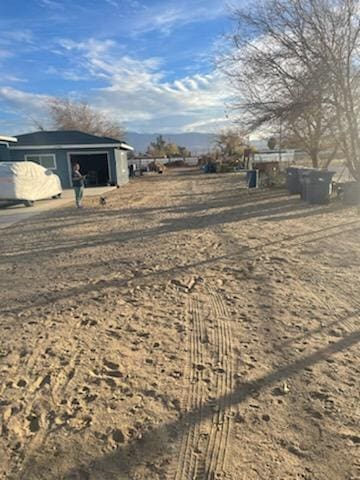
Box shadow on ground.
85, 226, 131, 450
0, 188, 353, 264
20, 329, 359, 479
1, 218, 360, 318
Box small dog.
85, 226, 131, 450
100, 196, 107, 206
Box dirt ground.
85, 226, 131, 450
0, 169, 359, 480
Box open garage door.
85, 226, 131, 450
70, 153, 110, 186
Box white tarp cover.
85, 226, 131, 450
0, 162, 62, 201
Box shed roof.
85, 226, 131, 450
0, 135, 17, 143
13, 130, 133, 150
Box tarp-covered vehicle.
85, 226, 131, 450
0, 162, 62, 207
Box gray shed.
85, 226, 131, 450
0, 135, 17, 160
6, 130, 133, 189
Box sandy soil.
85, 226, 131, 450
0, 169, 359, 480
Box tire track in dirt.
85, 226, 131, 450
174, 297, 205, 480
205, 289, 233, 479
172, 289, 233, 480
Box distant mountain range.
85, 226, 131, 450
125, 132, 267, 155
125, 132, 216, 155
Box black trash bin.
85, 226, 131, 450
298, 169, 311, 200
343, 181, 360, 205
306, 170, 335, 204
286, 167, 301, 194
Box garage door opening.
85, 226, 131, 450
70, 153, 110, 187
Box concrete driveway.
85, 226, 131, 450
0, 186, 115, 229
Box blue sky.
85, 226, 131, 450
0, 0, 236, 134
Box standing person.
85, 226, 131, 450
72, 163, 85, 208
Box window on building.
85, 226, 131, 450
26, 154, 57, 170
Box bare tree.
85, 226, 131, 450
47, 98, 125, 140
305, 0, 360, 177
222, 0, 359, 174
282, 90, 339, 168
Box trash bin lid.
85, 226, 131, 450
308, 170, 336, 180
299, 169, 312, 178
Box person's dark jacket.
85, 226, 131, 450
72, 170, 85, 187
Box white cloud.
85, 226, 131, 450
58, 38, 117, 55
130, 0, 226, 35
0, 30, 34, 46
183, 116, 230, 132
1, 75, 28, 83
104, 0, 119, 7
38, 0, 64, 9
53, 37, 231, 132
0, 87, 50, 112
0, 87, 50, 132
0, 36, 234, 134
0, 49, 13, 59
104, 0, 144, 9
0, 29, 39, 62
127, 0, 146, 8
